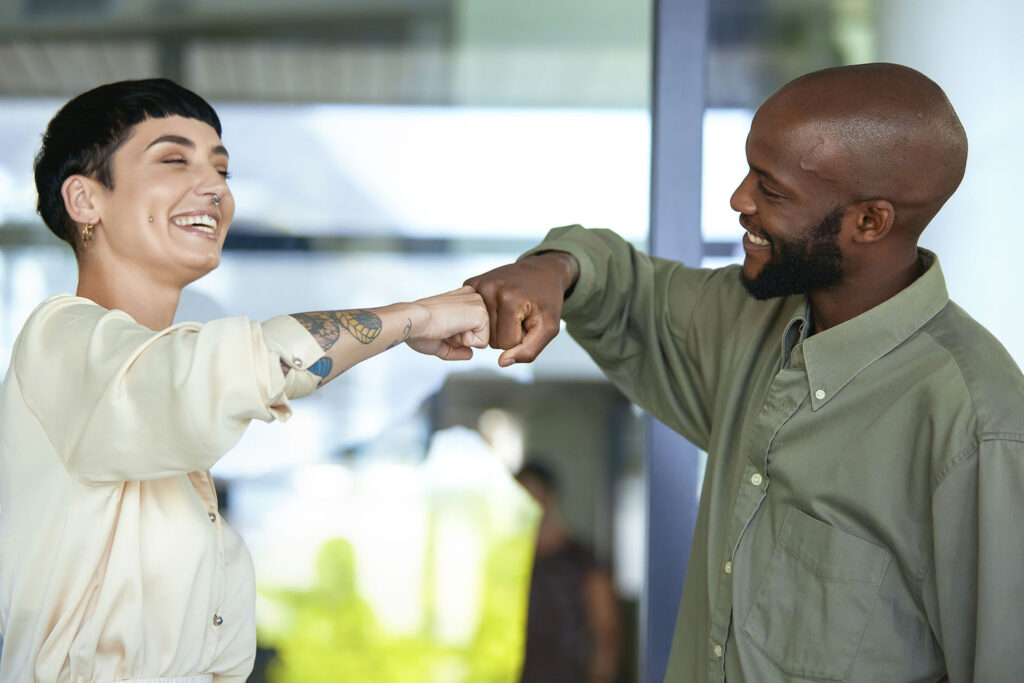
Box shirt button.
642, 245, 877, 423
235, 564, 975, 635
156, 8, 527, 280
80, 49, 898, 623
208, 512, 217, 523
292, 357, 304, 368
713, 644, 723, 658
750, 472, 763, 486
213, 614, 223, 626
815, 389, 826, 400
724, 561, 733, 574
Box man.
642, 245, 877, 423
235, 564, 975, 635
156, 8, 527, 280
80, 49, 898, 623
466, 63, 1024, 682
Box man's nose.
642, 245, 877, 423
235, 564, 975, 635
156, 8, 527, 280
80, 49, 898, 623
730, 173, 756, 215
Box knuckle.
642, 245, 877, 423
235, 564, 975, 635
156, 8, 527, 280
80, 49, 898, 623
496, 288, 522, 306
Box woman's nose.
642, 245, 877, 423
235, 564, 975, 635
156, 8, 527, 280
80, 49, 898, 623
196, 167, 229, 201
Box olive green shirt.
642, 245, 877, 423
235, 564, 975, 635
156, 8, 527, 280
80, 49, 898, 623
527, 225, 1024, 683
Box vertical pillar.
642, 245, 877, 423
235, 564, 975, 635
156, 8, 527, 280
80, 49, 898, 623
644, 0, 708, 681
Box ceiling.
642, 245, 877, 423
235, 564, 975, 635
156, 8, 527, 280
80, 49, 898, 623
0, 0, 456, 103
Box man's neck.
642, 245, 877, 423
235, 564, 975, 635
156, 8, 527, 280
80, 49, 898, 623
809, 247, 923, 334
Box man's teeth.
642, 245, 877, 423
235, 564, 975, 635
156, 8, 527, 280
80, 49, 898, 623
172, 215, 218, 234
746, 231, 769, 246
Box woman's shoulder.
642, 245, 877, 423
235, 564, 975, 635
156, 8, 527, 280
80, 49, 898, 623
12, 294, 129, 363
26, 293, 101, 319
20, 294, 133, 331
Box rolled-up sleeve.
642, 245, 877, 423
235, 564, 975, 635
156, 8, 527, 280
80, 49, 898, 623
13, 296, 324, 483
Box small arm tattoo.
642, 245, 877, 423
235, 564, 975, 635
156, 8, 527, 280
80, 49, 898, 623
290, 309, 382, 351
340, 310, 383, 344
309, 357, 333, 384
386, 318, 414, 350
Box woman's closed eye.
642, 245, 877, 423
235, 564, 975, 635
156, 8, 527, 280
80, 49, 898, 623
162, 156, 230, 179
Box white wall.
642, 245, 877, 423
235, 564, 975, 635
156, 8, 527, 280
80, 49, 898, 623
877, 0, 1024, 365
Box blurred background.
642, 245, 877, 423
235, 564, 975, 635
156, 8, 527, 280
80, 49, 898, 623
0, 1, 1020, 681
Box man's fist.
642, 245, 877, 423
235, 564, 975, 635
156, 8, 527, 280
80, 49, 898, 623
464, 251, 579, 367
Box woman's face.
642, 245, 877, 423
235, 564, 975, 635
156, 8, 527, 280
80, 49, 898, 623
96, 114, 234, 286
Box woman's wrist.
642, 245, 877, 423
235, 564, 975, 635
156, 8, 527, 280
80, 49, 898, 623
382, 302, 430, 345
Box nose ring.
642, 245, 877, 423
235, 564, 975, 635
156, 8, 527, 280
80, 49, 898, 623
212, 194, 222, 207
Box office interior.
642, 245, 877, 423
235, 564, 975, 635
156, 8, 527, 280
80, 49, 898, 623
0, 0, 1020, 681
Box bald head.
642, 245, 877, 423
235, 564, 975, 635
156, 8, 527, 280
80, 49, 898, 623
759, 63, 967, 235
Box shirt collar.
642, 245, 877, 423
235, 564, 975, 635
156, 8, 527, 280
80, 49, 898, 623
799, 249, 949, 410
781, 302, 811, 368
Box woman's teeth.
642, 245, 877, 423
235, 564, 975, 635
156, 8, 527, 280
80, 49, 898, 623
746, 231, 770, 246
172, 215, 218, 235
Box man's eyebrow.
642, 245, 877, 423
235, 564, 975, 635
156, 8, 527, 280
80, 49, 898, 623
750, 165, 785, 188
146, 135, 229, 158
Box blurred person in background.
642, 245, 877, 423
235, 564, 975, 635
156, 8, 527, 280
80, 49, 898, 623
0, 78, 489, 683
516, 459, 621, 683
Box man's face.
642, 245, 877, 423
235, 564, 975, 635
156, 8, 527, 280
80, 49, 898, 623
730, 100, 853, 299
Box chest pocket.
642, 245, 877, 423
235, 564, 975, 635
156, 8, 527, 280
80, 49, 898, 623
742, 507, 891, 681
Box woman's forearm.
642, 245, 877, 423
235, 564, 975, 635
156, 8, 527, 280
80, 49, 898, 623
287, 302, 426, 386
286, 286, 489, 389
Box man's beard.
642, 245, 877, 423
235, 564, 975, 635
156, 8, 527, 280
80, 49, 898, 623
740, 206, 845, 300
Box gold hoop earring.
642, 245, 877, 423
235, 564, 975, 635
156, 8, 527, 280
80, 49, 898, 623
82, 223, 95, 242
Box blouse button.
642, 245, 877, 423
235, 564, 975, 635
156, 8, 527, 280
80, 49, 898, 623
208, 512, 217, 523
213, 614, 223, 626
292, 357, 304, 368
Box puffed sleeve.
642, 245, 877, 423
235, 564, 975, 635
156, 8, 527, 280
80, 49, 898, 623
923, 436, 1024, 682
12, 295, 325, 483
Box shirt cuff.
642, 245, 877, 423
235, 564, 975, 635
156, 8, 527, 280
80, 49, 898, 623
261, 314, 325, 401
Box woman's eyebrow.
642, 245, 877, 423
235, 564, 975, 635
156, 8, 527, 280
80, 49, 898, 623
145, 134, 229, 158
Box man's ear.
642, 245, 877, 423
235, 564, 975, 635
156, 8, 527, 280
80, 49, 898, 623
850, 199, 895, 244
61, 174, 103, 226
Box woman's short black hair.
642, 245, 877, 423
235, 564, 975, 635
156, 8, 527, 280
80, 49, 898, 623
33, 78, 222, 251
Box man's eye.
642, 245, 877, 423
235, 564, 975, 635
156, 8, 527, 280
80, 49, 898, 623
219, 170, 232, 179
163, 158, 186, 165
758, 182, 782, 199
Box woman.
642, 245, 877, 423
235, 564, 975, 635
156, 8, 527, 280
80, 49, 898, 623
0, 79, 489, 682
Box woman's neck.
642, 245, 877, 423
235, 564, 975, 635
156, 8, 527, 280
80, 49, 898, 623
77, 262, 182, 331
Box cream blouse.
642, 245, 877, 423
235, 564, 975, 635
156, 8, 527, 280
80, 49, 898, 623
0, 295, 324, 682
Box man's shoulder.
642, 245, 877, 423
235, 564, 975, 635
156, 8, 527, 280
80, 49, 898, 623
922, 301, 1024, 437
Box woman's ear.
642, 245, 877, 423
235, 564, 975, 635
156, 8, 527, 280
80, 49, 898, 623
61, 175, 102, 226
